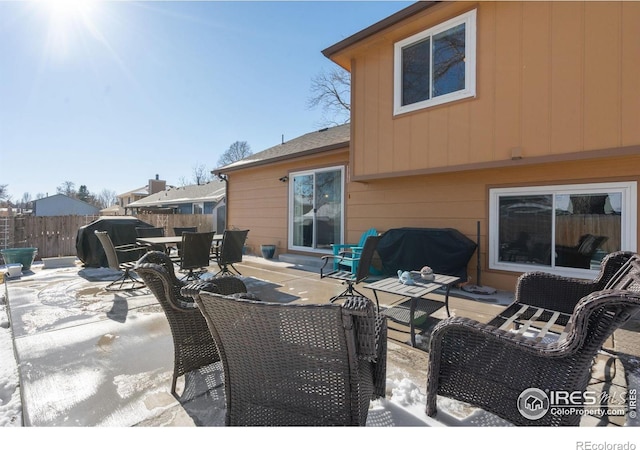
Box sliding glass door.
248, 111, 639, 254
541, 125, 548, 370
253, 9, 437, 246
489, 182, 637, 276
289, 166, 344, 251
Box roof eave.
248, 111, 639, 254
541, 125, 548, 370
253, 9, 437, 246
212, 141, 349, 176
321, 1, 440, 60
127, 195, 223, 208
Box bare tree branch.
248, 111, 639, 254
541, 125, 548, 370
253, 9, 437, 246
307, 67, 351, 126
192, 163, 212, 185
217, 141, 252, 168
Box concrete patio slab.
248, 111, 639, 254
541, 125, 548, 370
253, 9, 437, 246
3, 256, 638, 427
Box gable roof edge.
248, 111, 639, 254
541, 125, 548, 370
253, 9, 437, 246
321, 1, 440, 58
212, 142, 348, 176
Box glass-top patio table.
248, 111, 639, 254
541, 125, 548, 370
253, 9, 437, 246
136, 234, 224, 246
364, 272, 460, 347
137, 234, 224, 256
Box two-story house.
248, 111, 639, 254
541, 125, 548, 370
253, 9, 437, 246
116, 175, 167, 215
216, 1, 639, 291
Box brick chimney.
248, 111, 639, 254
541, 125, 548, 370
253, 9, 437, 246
149, 174, 166, 194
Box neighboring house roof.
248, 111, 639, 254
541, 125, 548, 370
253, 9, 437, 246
32, 194, 100, 216
100, 205, 125, 215
214, 124, 350, 174
117, 186, 149, 198
126, 179, 225, 208
322, 1, 438, 62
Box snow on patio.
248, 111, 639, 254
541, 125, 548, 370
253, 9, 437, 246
1, 262, 449, 428
1, 261, 637, 448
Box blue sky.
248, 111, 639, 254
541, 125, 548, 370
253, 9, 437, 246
0, 0, 411, 202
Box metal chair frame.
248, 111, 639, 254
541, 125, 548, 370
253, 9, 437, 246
321, 235, 382, 305
94, 230, 147, 291
178, 231, 214, 281
212, 229, 249, 277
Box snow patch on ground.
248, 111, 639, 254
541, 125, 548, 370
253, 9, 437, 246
0, 288, 22, 426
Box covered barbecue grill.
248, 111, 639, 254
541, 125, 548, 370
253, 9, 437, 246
76, 217, 154, 267
376, 228, 477, 281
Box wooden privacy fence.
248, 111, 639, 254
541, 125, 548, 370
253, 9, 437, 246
1, 214, 214, 259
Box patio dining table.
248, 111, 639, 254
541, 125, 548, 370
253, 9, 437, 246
364, 272, 460, 347
137, 234, 224, 255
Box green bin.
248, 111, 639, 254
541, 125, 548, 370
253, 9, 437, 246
0, 248, 38, 271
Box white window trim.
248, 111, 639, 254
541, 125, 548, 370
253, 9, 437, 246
288, 166, 345, 254
489, 182, 637, 279
393, 9, 477, 116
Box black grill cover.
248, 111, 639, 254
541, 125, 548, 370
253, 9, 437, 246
76, 217, 154, 267
377, 228, 477, 281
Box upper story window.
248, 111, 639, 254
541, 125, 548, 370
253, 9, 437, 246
394, 9, 476, 115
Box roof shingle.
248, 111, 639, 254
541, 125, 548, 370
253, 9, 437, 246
214, 123, 350, 174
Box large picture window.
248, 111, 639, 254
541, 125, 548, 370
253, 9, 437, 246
394, 9, 476, 115
489, 182, 637, 277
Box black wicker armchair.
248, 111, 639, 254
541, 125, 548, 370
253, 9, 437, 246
133, 251, 248, 398
426, 252, 640, 426
495, 251, 635, 318
187, 289, 387, 426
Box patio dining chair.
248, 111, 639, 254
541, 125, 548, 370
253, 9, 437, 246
94, 230, 147, 291
321, 235, 382, 305
133, 251, 248, 398
185, 288, 387, 426
172, 227, 198, 255
425, 251, 640, 426
178, 231, 214, 281
135, 226, 167, 253
212, 229, 249, 277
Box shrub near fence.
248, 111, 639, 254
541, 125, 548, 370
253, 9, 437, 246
2, 214, 214, 260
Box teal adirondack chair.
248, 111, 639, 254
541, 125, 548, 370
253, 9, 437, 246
331, 228, 379, 275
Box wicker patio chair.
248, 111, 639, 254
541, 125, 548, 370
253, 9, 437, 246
491, 251, 635, 320
94, 230, 147, 291
186, 289, 387, 426
555, 234, 609, 269
133, 251, 248, 398
426, 252, 640, 426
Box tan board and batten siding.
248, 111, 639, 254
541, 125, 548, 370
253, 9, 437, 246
225, 149, 349, 259
331, 1, 640, 177
322, 1, 640, 291
226, 1, 640, 292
